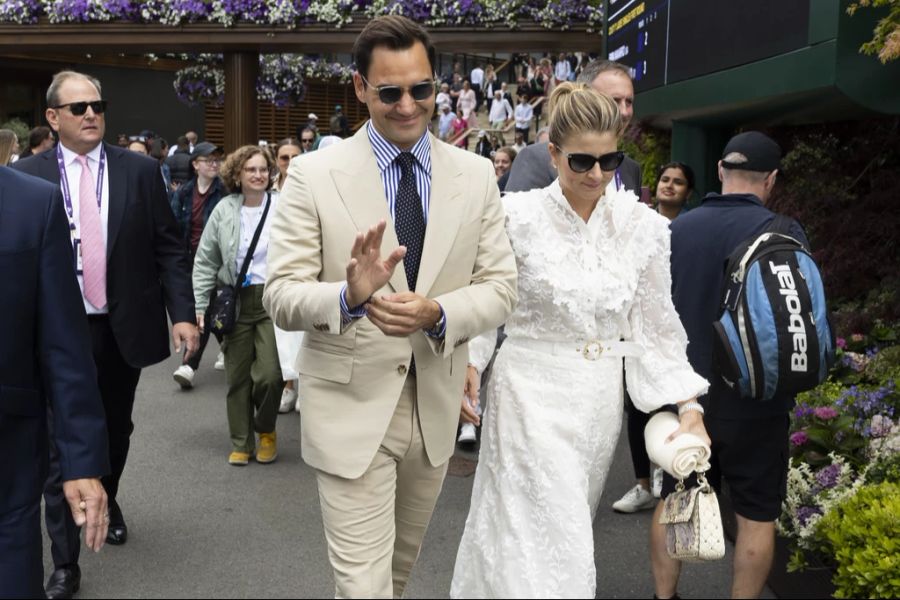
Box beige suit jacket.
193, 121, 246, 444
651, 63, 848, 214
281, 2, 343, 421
263, 126, 517, 479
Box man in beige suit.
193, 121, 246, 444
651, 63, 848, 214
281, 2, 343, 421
263, 16, 517, 599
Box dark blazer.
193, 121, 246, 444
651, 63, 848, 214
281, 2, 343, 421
0, 167, 109, 516
505, 141, 642, 194
12, 143, 195, 368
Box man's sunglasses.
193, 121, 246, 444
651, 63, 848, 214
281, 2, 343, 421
563, 150, 625, 173
360, 75, 435, 105
51, 100, 108, 116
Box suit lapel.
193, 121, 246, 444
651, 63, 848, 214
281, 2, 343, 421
330, 130, 408, 294
104, 143, 128, 260
415, 137, 463, 297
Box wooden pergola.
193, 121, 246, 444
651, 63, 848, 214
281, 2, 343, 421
0, 20, 601, 149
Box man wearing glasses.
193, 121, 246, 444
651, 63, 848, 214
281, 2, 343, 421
13, 70, 198, 599
299, 127, 317, 153
264, 15, 517, 599
170, 141, 227, 389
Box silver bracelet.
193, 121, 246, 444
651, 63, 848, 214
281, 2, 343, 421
678, 401, 705, 417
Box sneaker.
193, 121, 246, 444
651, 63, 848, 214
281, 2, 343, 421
214, 351, 225, 371
457, 423, 477, 447
256, 432, 278, 464
651, 467, 664, 498
228, 451, 250, 466
173, 364, 194, 389
279, 387, 298, 414
612, 484, 657, 513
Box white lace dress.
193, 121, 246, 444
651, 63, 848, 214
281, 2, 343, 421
450, 180, 708, 599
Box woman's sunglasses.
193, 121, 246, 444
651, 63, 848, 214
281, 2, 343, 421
563, 150, 625, 173
51, 100, 108, 116
360, 75, 435, 105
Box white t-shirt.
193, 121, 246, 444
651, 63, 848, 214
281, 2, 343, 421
236, 195, 276, 285
470, 67, 484, 86
515, 103, 534, 128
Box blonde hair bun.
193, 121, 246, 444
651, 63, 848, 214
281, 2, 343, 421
547, 82, 623, 147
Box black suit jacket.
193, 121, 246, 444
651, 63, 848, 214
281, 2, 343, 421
13, 143, 195, 368
504, 141, 642, 195
0, 167, 109, 515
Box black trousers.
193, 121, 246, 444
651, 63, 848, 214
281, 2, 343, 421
625, 393, 652, 480
44, 315, 141, 568
184, 289, 217, 370
0, 502, 43, 598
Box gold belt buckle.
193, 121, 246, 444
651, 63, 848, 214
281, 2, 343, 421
582, 340, 603, 361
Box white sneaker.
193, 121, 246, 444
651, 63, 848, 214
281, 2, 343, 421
612, 484, 657, 513
651, 467, 664, 498
279, 387, 298, 414
214, 351, 225, 371
173, 364, 194, 389
457, 423, 477, 446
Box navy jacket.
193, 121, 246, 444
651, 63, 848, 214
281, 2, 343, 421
670, 193, 809, 419
0, 167, 109, 515
169, 176, 227, 253
13, 144, 195, 369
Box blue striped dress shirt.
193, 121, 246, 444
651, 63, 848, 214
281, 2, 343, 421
339, 122, 445, 337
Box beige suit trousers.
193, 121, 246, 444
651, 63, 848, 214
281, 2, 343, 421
315, 376, 448, 599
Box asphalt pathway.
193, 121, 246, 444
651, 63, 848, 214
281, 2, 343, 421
43, 341, 774, 598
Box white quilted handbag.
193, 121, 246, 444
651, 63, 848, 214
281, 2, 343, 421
658, 468, 726, 562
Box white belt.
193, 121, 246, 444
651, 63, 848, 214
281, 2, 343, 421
506, 337, 644, 361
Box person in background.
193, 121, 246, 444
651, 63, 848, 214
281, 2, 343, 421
272, 137, 304, 414
437, 102, 455, 141
470, 63, 485, 112
170, 142, 227, 389
150, 138, 173, 192
554, 52, 572, 84
192, 145, 283, 466
514, 93, 534, 145
436, 82, 451, 113
458, 79, 477, 121
452, 107, 468, 149
493, 146, 517, 191
127, 137, 149, 155
166, 135, 193, 187
488, 89, 513, 140
18, 126, 55, 159
483, 64, 498, 112
299, 127, 317, 153
0, 129, 18, 165
611, 161, 695, 515
116, 133, 129, 147
474, 130, 494, 159
512, 130, 527, 154
330, 104, 351, 138
535, 126, 550, 144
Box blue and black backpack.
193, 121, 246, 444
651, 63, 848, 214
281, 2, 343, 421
712, 216, 835, 402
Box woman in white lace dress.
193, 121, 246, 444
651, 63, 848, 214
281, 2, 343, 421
450, 83, 710, 599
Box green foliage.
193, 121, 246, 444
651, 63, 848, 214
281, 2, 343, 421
796, 380, 846, 408
621, 123, 671, 192
848, 0, 900, 63
866, 451, 900, 484
867, 344, 900, 382
817, 481, 900, 598
0, 118, 29, 142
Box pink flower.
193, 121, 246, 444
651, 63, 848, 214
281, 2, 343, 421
790, 431, 809, 446
851, 333, 864, 342
814, 406, 839, 420
836, 337, 847, 349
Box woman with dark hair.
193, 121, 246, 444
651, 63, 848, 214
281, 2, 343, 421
192, 145, 283, 466
273, 137, 302, 192
126, 137, 150, 155
612, 160, 696, 515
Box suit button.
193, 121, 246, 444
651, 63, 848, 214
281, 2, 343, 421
397, 365, 407, 375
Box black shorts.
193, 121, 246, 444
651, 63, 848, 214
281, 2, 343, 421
660, 414, 790, 522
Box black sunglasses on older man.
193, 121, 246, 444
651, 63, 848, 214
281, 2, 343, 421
51, 100, 108, 116
360, 75, 435, 105
563, 150, 625, 173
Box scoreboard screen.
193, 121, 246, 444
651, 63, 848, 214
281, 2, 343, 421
605, 0, 810, 93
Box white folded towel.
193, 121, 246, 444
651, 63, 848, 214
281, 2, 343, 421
644, 411, 711, 479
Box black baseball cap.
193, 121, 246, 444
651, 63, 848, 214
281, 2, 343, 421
721, 131, 781, 172
190, 141, 223, 161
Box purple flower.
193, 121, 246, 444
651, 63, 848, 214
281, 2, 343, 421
814, 406, 839, 420
796, 506, 822, 527
790, 431, 809, 446
836, 337, 847, 349
815, 463, 842, 489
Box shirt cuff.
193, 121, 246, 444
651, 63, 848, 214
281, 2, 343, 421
423, 304, 447, 340
339, 284, 368, 325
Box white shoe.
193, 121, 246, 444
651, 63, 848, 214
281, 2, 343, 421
279, 387, 298, 414
214, 351, 225, 371
651, 467, 663, 498
457, 423, 477, 446
173, 364, 194, 389
612, 484, 657, 513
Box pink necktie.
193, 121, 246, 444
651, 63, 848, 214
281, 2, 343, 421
76, 155, 107, 308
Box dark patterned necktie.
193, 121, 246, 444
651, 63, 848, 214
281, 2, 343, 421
394, 152, 425, 292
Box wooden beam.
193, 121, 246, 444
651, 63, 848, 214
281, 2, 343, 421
0, 21, 602, 53
224, 52, 258, 152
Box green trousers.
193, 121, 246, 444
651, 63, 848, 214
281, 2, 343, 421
222, 285, 282, 453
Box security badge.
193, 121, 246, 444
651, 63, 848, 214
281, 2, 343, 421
69, 221, 83, 275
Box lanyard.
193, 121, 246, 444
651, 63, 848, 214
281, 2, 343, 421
615, 169, 622, 191
57, 144, 106, 226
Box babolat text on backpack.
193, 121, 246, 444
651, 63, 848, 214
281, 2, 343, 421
712, 216, 835, 402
